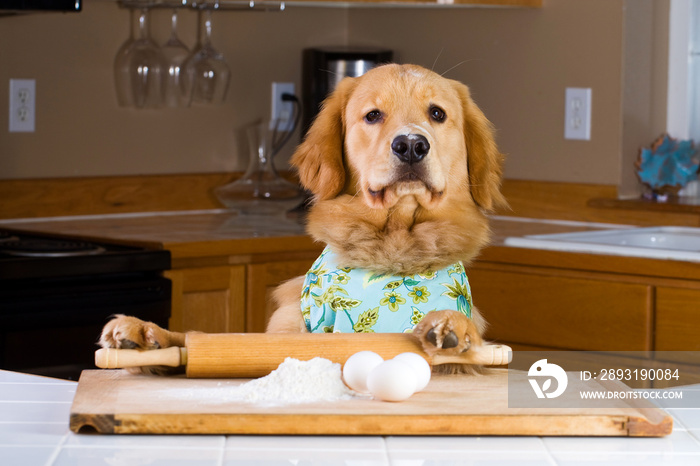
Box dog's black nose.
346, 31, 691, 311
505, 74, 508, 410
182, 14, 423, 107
391, 134, 430, 165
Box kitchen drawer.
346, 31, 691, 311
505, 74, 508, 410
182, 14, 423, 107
469, 268, 652, 351
246, 259, 316, 333
166, 265, 246, 334
655, 287, 700, 364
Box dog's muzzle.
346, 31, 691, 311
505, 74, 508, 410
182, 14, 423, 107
392, 134, 430, 165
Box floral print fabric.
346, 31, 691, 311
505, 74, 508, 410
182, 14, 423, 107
301, 247, 473, 333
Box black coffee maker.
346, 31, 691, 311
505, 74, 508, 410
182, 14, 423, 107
302, 47, 393, 134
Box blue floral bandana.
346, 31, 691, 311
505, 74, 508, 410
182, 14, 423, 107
301, 247, 473, 333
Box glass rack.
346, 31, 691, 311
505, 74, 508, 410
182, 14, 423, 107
118, 0, 286, 12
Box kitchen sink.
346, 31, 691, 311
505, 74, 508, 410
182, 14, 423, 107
504, 226, 700, 262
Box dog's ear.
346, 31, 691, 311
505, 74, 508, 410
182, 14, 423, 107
454, 81, 508, 212
291, 77, 358, 201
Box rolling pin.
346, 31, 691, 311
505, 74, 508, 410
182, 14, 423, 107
95, 333, 512, 378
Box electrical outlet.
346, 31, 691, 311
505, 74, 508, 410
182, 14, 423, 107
270, 82, 295, 130
564, 87, 591, 140
9, 79, 35, 133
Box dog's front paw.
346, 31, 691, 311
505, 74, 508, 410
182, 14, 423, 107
414, 310, 482, 358
99, 314, 174, 350
99, 315, 185, 376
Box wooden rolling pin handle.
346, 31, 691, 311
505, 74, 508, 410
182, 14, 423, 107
95, 347, 186, 369
487, 345, 512, 365
431, 344, 512, 366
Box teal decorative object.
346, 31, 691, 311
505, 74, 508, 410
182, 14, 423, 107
636, 134, 699, 196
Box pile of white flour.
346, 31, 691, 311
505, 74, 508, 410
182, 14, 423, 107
162, 357, 360, 406
235, 357, 357, 404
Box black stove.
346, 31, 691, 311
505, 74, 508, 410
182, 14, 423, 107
0, 230, 171, 380
0, 231, 170, 280
0, 236, 106, 257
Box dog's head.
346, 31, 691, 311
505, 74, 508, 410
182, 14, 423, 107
292, 63, 506, 213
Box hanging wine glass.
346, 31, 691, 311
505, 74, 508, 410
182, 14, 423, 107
113, 8, 137, 107
184, 8, 230, 106
130, 8, 166, 108
128, 8, 166, 109
161, 9, 190, 108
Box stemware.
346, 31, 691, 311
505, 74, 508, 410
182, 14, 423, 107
184, 8, 230, 106
113, 8, 137, 107
128, 8, 166, 109
161, 9, 190, 108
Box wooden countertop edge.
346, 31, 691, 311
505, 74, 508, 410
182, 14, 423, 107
0, 219, 323, 261
477, 245, 700, 282
164, 235, 323, 259
588, 197, 700, 215
4, 225, 318, 261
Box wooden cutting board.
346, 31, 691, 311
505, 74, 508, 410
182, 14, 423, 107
69, 369, 672, 436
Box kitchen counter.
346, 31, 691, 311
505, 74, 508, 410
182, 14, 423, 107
0, 210, 623, 261
0, 210, 317, 267
3, 369, 700, 466
0, 211, 616, 250
4, 211, 699, 281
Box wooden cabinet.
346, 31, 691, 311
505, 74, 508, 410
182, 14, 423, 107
167, 248, 323, 334
166, 265, 246, 334
469, 267, 652, 352
167, 245, 700, 358
655, 287, 700, 367
148, 252, 700, 389
469, 248, 700, 386
472, 244, 700, 353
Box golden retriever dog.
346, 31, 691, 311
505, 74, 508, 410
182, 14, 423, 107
100, 63, 506, 374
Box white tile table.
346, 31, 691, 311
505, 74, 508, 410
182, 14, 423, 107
2, 370, 699, 466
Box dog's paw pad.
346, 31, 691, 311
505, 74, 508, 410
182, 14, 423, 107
415, 310, 478, 356
117, 339, 139, 350
426, 328, 460, 349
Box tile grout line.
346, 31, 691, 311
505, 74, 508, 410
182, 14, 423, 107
682, 427, 700, 447
217, 448, 389, 452
43, 431, 69, 466
0, 401, 73, 404
669, 409, 695, 431
216, 436, 226, 466
689, 430, 700, 444
0, 421, 66, 425
0, 382, 77, 385
379, 436, 392, 466
60, 444, 231, 451
539, 436, 562, 466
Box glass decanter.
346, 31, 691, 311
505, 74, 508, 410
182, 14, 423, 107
215, 121, 304, 215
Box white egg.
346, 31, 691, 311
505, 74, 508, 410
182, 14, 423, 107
367, 359, 417, 402
342, 351, 384, 393
392, 352, 432, 392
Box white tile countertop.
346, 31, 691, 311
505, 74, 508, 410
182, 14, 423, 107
2, 369, 700, 466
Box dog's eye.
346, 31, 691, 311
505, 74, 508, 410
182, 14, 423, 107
364, 110, 383, 124
429, 106, 446, 123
